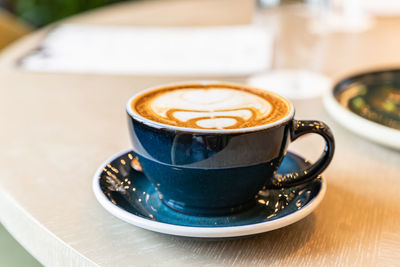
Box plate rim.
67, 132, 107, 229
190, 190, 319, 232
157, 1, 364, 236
323, 86, 400, 150
92, 150, 326, 238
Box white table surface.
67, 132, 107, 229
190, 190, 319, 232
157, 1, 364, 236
0, 1, 400, 266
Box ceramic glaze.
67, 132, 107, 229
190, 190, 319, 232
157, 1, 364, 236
127, 116, 334, 215
94, 151, 324, 235
127, 82, 334, 216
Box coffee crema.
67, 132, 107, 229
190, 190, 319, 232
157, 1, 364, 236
131, 83, 291, 130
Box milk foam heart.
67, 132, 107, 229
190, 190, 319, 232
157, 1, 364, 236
132, 84, 291, 130
150, 88, 271, 129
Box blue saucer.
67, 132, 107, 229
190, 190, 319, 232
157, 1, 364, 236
93, 150, 326, 238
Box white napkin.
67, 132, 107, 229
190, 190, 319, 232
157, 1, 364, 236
21, 25, 273, 76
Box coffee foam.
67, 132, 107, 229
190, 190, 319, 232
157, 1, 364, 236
132, 84, 291, 130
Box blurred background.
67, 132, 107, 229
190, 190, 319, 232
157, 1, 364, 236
0, 0, 306, 48
0, 0, 304, 27
0, 0, 133, 27
0, 0, 140, 51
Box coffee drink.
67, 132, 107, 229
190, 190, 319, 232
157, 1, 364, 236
126, 81, 334, 216
131, 83, 291, 130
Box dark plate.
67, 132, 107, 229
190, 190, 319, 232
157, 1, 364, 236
333, 69, 400, 130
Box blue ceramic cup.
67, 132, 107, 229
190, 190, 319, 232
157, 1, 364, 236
126, 81, 334, 216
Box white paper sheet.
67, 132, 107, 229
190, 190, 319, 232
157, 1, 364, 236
20, 25, 273, 76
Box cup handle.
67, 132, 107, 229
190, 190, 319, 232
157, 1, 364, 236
270, 120, 335, 188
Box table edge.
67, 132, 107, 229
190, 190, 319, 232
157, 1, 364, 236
0, 188, 98, 266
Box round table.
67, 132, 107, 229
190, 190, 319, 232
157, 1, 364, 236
1, 1, 400, 266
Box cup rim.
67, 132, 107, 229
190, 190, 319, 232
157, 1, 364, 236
126, 81, 295, 134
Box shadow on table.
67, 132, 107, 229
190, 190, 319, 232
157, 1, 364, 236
158, 214, 316, 265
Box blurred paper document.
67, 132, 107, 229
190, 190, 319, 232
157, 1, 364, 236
21, 25, 273, 76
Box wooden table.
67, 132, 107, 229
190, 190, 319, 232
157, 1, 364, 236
0, 1, 399, 266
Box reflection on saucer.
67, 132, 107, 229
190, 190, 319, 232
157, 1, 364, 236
93, 150, 326, 238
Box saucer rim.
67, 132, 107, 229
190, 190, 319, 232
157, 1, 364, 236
93, 150, 326, 238
323, 89, 400, 150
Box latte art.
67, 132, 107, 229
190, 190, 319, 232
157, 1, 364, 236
132, 83, 291, 130
150, 88, 271, 129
